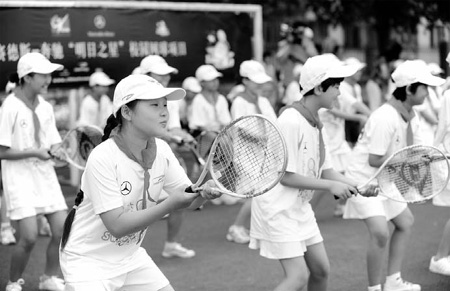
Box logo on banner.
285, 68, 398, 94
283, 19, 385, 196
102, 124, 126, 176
50, 14, 71, 36
155, 20, 170, 37
94, 15, 106, 29
205, 29, 235, 70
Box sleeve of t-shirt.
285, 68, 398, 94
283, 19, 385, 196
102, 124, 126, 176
161, 142, 192, 194
82, 146, 123, 215
0, 101, 15, 148
365, 114, 395, 156
230, 97, 249, 120
278, 110, 300, 173
217, 95, 232, 126
338, 92, 357, 113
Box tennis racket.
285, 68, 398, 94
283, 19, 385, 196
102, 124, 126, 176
50, 125, 103, 170
357, 145, 450, 203
186, 114, 288, 199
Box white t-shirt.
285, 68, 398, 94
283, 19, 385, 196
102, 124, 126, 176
282, 81, 302, 106
78, 94, 113, 129
60, 138, 191, 282
230, 95, 277, 121
340, 81, 363, 106
167, 100, 181, 130
188, 93, 231, 131
413, 88, 440, 145
345, 103, 424, 184
0, 94, 65, 210
251, 108, 332, 243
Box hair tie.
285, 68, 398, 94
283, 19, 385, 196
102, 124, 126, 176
72, 205, 79, 210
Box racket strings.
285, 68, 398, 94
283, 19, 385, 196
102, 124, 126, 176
377, 147, 449, 203
211, 116, 286, 197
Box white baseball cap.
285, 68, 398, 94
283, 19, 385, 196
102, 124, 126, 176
391, 60, 445, 88
182, 77, 202, 93
113, 74, 185, 116
17, 52, 63, 78
139, 55, 178, 75
89, 71, 115, 87
195, 65, 223, 82
343, 57, 366, 71
299, 54, 358, 95
239, 60, 272, 84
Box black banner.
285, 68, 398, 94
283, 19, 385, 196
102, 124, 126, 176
0, 7, 253, 88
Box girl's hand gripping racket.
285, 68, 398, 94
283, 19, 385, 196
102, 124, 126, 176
50, 125, 103, 171
186, 114, 288, 199
358, 145, 450, 203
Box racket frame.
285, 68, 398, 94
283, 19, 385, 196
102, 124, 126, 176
358, 144, 450, 203
188, 114, 288, 199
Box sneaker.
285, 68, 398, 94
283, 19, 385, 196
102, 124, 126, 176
38, 216, 52, 237
162, 242, 195, 258
5, 279, 24, 291
429, 256, 450, 276
1, 226, 16, 245
333, 203, 344, 217
384, 277, 421, 291
38, 275, 64, 291
226, 225, 250, 244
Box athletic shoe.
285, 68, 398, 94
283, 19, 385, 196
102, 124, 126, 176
429, 256, 450, 276
1, 225, 16, 245
38, 275, 64, 291
5, 278, 24, 291
226, 225, 250, 244
384, 277, 421, 291
162, 242, 195, 258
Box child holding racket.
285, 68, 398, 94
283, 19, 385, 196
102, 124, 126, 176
0, 52, 68, 291
226, 60, 277, 244
343, 60, 445, 291
59, 74, 221, 291
250, 54, 362, 291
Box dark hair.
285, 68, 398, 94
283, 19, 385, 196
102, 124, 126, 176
61, 190, 84, 249
302, 77, 344, 97
102, 100, 139, 141
392, 82, 425, 102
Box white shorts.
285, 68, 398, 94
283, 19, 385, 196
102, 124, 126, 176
343, 195, 407, 221
9, 203, 68, 221
64, 255, 170, 291
249, 233, 323, 260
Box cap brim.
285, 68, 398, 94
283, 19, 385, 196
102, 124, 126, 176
153, 66, 179, 75
418, 75, 445, 87
249, 73, 272, 84
34, 63, 64, 75
201, 72, 223, 82
147, 87, 186, 101
327, 64, 359, 79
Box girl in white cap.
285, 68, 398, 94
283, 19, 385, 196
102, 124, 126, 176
0, 52, 67, 291
60, 74, 220, 291
343, 60, 445, 291
250, 54, 363, 291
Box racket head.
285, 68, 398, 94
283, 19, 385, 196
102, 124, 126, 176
205, 114, 288, 198
443, 132, 450, 153
195, 130, 218, 160
375, 145, 450, 203
55, 125, 103, 170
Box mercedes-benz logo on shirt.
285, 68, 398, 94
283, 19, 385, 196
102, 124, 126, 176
121, 181, 132, 195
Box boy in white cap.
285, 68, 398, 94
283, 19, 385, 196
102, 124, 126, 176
226, 60, 277, 243
0, 52, 68, 291
77, 70, 115, 129
138, 55, 196, 259
188, 64, 231, 132
429, 53, 450, 276
250, 54, 363, 291
59, 74, 221, 291
343, 60, 445, 291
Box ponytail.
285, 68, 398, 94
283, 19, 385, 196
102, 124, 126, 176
61, 190, 84, 249
102, 114, 120, 141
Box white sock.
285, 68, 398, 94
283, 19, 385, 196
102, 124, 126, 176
368, 284, 382, 291
386, 272, 401, 283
